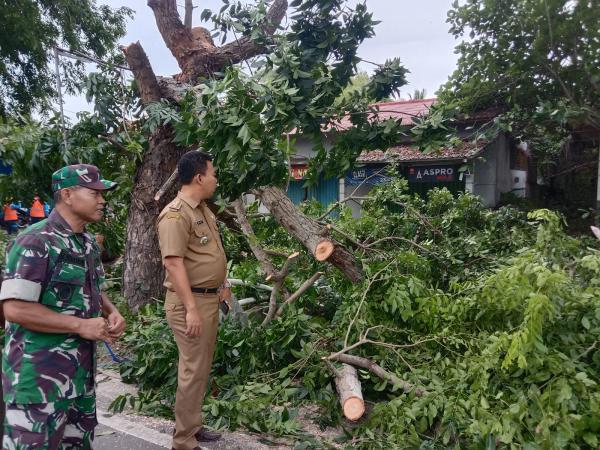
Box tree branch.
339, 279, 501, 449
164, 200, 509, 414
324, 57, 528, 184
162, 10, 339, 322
262, 278, 284, 326
184, 0, 193, 30
326, 353, 426, 396
329, 327, 438, 361
233, 198, 278, 278
213, 0, 287, 63
275, 271, 323, 318
147, 0, 198, 69
122, 42, 162, 104
317, 196, 373, 221
148, 0, 288, 82
97, 134, 128, 152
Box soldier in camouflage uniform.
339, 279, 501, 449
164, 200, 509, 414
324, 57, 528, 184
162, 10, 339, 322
0, 164, 126, 449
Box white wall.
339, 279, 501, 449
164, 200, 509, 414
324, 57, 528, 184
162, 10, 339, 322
471, 134, 511, 207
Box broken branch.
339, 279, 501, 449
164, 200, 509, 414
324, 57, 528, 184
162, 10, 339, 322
275, 271, 323, 318
122, 42, 162, 104
332, 363, 365, 421
154, 168, 179, 202
327, 353, 426, 397
233, 198, 278, 278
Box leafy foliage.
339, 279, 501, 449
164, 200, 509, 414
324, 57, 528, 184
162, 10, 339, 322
0, 0, 132, 116
437, 0, 600, 158
137, 0, 410, 201
0, 66, 144, 255
111, 179, 600, 448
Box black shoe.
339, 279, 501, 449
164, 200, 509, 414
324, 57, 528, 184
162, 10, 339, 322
195, 427, 222, 442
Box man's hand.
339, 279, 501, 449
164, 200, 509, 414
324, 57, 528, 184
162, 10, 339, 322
185, 308, 202, 337
78, 317, 112, 343
106, 311, 126, 338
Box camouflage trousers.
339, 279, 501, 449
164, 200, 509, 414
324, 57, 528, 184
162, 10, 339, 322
2, 392, 97, 450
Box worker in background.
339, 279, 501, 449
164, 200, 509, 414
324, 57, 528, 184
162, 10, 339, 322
2, 203, 18, 235
29, 196, 46, 224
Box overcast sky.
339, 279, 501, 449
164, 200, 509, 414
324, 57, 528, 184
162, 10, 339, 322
62, 0, 459, 118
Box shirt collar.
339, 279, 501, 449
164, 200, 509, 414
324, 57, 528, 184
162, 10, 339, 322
47, 209, 75, 236
48, 209, 92, 241
177, 191, 201, 209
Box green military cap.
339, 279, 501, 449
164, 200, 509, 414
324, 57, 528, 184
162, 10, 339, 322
52, 164, 117, 192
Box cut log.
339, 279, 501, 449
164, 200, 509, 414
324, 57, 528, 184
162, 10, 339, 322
315, 239, 335, 261
255, 185, 364, 282
329, 353, 427, 397
333, 363, 365, 421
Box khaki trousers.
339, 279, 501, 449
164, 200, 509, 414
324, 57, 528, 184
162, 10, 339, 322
165, 290, 220, 450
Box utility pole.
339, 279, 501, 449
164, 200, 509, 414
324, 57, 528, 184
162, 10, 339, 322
53, 47, 68, 149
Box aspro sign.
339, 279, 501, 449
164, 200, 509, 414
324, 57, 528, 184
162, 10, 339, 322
407, 166, 457, 183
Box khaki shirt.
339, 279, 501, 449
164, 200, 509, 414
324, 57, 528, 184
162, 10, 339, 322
157, 192, 227, 291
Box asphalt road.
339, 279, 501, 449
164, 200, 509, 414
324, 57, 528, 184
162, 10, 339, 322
95, 424, 169, 450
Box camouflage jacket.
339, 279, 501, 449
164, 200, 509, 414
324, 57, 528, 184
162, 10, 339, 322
0, 209, 105, 404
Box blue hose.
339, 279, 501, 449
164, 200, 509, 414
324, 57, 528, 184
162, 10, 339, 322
103, 341, 125, 363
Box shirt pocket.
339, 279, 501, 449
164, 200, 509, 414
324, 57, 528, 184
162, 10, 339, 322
192, 223, 213, 248
44, 255, 87, 314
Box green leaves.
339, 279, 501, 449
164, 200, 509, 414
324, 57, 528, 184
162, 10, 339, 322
0, 0, 132, 116
111, 184, 600, 447
365, 58, 409, 101
440, 0, 600, 161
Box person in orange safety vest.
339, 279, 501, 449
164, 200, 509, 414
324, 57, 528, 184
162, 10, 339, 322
29, 196, 46, 224
2, 203, 18, 234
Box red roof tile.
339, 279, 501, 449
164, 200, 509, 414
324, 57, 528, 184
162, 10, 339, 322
289, 99, 501, 134
331, 98, 436, 130
357, 140, 487, 163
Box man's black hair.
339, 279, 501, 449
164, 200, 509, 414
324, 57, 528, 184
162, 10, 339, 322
178, 150, 213, 185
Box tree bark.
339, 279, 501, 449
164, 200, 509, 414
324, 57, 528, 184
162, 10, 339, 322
122, 126, 186, 310
333, 363, 365, 421
122, 43, 161, 103
255, 185, 364, 282
122, 42, 187, 310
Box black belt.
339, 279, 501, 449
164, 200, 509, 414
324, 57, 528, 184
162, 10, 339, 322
191, 287, 219, 294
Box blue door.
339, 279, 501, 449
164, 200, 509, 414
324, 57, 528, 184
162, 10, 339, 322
286, 174, 339, 207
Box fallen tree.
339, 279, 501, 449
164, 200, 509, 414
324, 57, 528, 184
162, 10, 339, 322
112, 184, 600, 448
119, 0, 410, 309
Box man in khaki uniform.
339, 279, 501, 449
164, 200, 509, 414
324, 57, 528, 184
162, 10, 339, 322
156, 151, 230, 450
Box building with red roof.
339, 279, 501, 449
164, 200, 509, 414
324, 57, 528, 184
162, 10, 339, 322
286, 98, 528, 215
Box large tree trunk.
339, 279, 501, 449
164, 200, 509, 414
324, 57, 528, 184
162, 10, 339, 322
122, 43, 187, 310
255, 186, 364, 282
122, 127, 185, 310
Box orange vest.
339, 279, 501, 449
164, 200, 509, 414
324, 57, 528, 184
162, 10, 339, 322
30, 198, 45, 218
3, 204, 17, 221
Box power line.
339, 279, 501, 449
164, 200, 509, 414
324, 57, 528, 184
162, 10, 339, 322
55, 47, 131, 72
